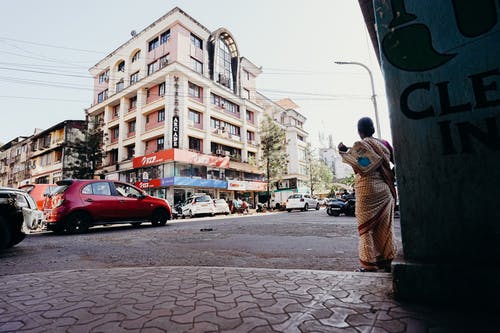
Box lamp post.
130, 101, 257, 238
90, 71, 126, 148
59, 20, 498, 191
334, 61, 381, 138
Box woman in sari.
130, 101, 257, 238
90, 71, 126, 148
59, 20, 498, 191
338, 117, 397, 272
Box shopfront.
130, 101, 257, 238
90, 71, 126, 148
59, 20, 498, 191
129, 148, 264, 205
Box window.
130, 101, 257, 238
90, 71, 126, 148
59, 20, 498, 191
245, 70, 250, 80
246, 110, 254, 122
160, 30, 170, 44
158, 109, 165, 122
188, 82, 202, 99
216, 37, 232, 89
131, 50, 140, 63
188, 109, 201, 124
157, 137, 164, 151
110, 150, 119, 165
130, 71, 139, 85
117, 61, 125, 72
190, 33, 202, 49
159, 82, 165, 96
191, 57, 203, 74
115, 80, 124, 92
210, 93, 239, 114
148, 37, 159, 51
159, 54, 169, 69
146, 114, 150, 124
98, 70, 109, 83
97, 89, 108, 103
126, 145, 135, 160
129, 96, 137, 110
247, 131, 255, 141
189, 137, 202, 152
148, 61, 158, 75
111, 127, 119, 140
82, 182, 111, 196
297, 134, 304, 142
113, 105, 120, 118
128, 120, 136, 134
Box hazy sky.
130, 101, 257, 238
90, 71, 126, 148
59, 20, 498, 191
0, 0, 389, 149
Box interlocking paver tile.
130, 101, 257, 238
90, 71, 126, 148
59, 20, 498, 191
0, 267, 494, 332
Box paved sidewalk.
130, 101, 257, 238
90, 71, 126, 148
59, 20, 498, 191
0, 266, 491, 332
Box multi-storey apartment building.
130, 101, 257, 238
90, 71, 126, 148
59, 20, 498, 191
0, 120, 87, 187
0, 136, 30, 188
86, 7, 266, 206
29, 120, 86, 184
257, 95, 311, 200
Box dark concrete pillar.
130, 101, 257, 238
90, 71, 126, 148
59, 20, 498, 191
373, 0, 500, 304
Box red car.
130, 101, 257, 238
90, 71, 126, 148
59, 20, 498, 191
44, 179, 172, 234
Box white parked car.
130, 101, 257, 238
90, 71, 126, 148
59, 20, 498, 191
286, 193, 320, 212
213, 199, 230, 215
181, 194, 215, 218
0, 187, 44, 231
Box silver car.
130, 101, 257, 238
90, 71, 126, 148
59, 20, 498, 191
285, 193, 320, 212
213, 199, 230, 215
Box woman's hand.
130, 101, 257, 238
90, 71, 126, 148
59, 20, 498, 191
338, 142, 348, 152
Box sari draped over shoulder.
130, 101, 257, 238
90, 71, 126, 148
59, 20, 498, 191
341, 137, 397, 269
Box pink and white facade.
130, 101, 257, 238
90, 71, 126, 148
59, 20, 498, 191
86, 7, 267, 205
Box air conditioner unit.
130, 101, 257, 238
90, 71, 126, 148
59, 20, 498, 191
224, 151, 231, 156
215, 149, 223, 155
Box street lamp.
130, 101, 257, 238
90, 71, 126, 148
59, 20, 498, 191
334, 61, 381, 138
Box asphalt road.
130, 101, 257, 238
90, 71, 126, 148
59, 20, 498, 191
0, 208, 402, 276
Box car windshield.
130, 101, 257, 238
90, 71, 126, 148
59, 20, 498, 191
194, 196, 211, 203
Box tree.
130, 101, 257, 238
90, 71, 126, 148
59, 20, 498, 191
259, 115, 289, 207
64, 118, 105, 179
305, 143, 333, 196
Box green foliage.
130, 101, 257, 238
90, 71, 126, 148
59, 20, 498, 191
65, 119, 104, 179
341, 173, 355, 187
305, 143, 333, 195
259, 115, 289, 199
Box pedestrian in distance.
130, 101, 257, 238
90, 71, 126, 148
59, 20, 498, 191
338, 117, 397, 272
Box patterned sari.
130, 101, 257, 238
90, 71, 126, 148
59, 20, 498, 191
341, 137, 397, 270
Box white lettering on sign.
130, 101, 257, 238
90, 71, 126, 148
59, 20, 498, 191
141, 156, 157, 166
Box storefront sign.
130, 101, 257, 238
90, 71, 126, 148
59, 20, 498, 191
174, 149, 230, 168
246, 181, 267, 191
227, 180, 246, 191
135, 179, 161, 189
172, 115, 179, 148
133, 149, 174, 168
173, 176, 227, 188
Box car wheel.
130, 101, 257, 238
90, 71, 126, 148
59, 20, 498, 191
65, 212, 91, 234
151, 209, 169, 226
316, 203, 320, 210
47, 223, 65, 234
189, 210, 194, 218
303, 203, 309, 211
287, 209, 292, 212
0, 217, 12, 251
130, 222, 142, 228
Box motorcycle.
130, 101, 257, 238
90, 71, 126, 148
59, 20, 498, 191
172, 203, 183, 219
326, 198, 356, 217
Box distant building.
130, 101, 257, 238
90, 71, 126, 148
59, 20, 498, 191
0, 136, 30, 188
29, 120, 86, 184
318, 135, 353, 180
0, 120, 86, 187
